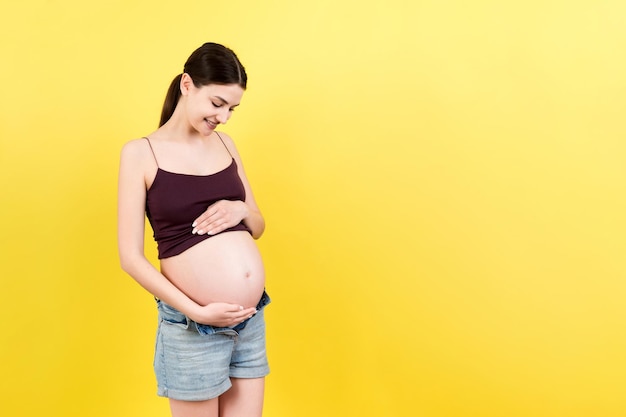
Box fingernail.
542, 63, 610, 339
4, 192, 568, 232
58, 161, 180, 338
192, 228, 197, 234
239, 306, 244, 311
192, 221, 197, 227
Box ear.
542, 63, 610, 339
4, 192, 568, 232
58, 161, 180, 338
180, 73, 194, 96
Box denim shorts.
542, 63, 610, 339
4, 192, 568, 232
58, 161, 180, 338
154, 291, 270, 401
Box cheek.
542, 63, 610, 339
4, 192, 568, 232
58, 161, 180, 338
187, 100, 208, 119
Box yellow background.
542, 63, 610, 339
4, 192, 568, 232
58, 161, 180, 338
1, 1, 625, 416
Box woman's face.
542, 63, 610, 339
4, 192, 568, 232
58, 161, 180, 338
182, 76, 245, 135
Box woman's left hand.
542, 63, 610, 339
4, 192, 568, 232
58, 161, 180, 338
192, 200, 249, 235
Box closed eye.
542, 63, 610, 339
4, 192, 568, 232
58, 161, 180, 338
212, 101, 236, 112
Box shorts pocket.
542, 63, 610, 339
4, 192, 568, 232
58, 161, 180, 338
157, 300, 190, 329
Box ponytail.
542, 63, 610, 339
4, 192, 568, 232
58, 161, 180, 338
159, 74, 183, 127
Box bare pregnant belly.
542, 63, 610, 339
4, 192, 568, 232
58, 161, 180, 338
160, 231, 265, 308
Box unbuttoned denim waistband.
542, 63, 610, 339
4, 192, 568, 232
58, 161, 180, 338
156, 290, 271, 336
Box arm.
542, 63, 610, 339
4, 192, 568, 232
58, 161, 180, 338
192, 132, 265, 239
117, 139, 256, 325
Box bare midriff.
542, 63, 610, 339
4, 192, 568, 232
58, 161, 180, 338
160, 231, 265, 309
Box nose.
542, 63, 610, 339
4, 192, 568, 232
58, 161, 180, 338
216, 108, 230, 124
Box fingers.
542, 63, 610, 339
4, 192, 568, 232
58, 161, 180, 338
191, 208, 216, 234
229, 306, 257, 325
191, 203, 232, 235
195, 302, 258, 327
221, 305, 258, 327
192, 219, 229, 235
221, 303, 257, 316
226, 304, 256, 316
239, 307, 258, 317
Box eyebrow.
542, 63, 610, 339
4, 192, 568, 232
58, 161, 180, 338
214, 96, 240, 107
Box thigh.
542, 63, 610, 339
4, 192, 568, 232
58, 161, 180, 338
219, 377, 265, 417
170, 397, 219, 417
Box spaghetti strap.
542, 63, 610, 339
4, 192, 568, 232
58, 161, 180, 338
143, 137, 159, 167
215, 132, 234, 158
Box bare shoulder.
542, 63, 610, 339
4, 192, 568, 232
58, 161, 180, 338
121, 137, 157, 166
215, 131, 242, 156
119, 137, 158, 177
121, 137, 151, 158
215, 130, 236, 146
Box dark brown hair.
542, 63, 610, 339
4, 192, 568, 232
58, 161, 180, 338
159, 43, 247, 127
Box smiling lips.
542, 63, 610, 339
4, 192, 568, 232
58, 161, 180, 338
205, 119, 219, 129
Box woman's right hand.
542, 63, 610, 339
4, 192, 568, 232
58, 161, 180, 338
190, 302, 257, 327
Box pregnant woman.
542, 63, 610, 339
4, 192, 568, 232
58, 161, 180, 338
117, 42, 269, 417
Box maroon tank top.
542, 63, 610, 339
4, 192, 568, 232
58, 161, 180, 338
144, 135, 251, 259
